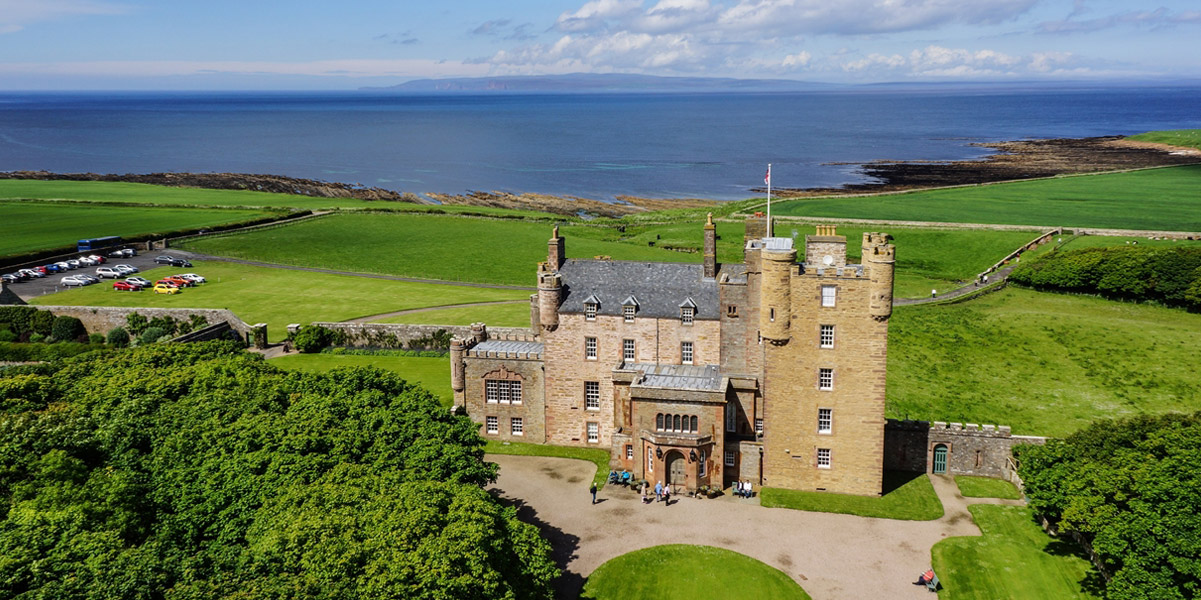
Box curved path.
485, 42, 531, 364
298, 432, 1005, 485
487, 454, 1023, 600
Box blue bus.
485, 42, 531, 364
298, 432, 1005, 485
77, 236, 122, 252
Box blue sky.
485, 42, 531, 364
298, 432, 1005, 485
0, 0, 1198, 89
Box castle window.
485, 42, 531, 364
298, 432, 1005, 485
820, 324, 835, 348
623, 305, 636, 322
726, 304, 738, 317
699, 450, 706, 477
755, 418, 764, 435
511, 417, 523, 436
626, 445, 633, 460
726, 400, 736, 432
587, 422, 599, 443
647, 447, 654, 473
724, 450, 736, 467
819, 368, 834, 390
680, 306, 695, 325
623, 338, 636, 361
585, 337, 597, 360
585, 302, 597, 321
673, 414, 682, 431
769, 308, 775, 322
821, 285, 837, 307
817, 448, 832, 469
585, 381, 600, 410
485, 416, 498, 434
486, 380, 498, 403
486, 379, 522, 405
818, 408, 832, 433
656, 413, 664, 431
681, 341, 694, 365
690, 415, 698, 433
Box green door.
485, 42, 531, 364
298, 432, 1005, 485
933, 444, 948, 474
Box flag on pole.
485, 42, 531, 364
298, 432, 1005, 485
764, 165, 771, 186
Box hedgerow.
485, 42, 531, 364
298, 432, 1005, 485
1010, 245, 1201, 311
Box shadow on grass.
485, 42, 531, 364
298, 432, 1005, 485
489, 491, 585, 600
1030, 513, 1108, 598
882, 470, 924, 496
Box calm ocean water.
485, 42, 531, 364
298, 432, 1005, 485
1, 87, 1198, 201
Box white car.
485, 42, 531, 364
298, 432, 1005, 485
61, 275, 87, 287
114, 264, 138, 275
78, 257, 97, 266
18, 269, 44, 278
66, 259, 81, 269
125, 277, 151, 287
96, 267, 122, 278
56, 261, 72, 270
177, 273, 206, 284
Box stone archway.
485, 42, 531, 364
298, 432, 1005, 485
665, 450, 687, 489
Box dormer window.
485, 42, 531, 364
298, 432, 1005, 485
681, 306, 694, 325
583, 294, 600, 321
621, 295, 639, 323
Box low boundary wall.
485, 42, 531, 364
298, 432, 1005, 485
34, 305, 256, 339
312, 321, 536, 350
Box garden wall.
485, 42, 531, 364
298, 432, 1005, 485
311, 321, 536, 351
884, 419, 1046, 479
34, 305, 255, 338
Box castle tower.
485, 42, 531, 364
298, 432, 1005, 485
538, 270, 562, 332
758, 240, 795, 343
703, 212, 717, 279
862, 233, 896, 320
548, 225, 565, 271
805, 225, 847, 269
450, 338, 466, 407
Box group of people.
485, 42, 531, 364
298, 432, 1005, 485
639, 481, 671, 505
733, 480, 755, 498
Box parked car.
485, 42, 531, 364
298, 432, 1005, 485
55, 261, 72, 271
153, 256, 192, 267
108, 248, 136, 258
60, 275, 87, 287
113, 264, 138, 274
153, 283, 179, 294
78, 256, 97, 267
96, 267, 123, 279
125, 277, 151, 288
66, 259, 81, 269
76, 274, 100, 285
88, 254, 106, 264
43, 263, 62, 273
157, 276, 192, 288
176, 273, 206, 284
4, 272, 27, 282
113, 280, 142, 291
1, 274, 18, 285
18, 269, 44, 279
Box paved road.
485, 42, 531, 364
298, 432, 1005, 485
487, 454, 1024, 600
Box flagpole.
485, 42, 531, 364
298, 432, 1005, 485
766, 163, 772, 237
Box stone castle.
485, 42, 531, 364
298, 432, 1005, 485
451, 215, 896, 495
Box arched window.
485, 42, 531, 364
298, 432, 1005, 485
699, 450, 706, 477
673, 415, 681, 431
690, 416, 698, 432
656, 414, 664, 431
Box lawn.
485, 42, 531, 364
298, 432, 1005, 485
770, 165, 1201, 231
581, 545, 811, 600
268, 353, 452, 405
28, 260, 531, 342
485, 440, 612, 488
954, 476, 1021, 500
0, 201, 271, 256
887, 287, 1201, 437
760, 471, 943, 520
1127, 128, 1201, 151
371, 301, 531, 327
931, 505, 1100, 600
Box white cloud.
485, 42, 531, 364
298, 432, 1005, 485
555, 0, 643, 32
781, 51, 811, 68
1039, 8, 1201, 34
716, 0, 1038, 36
488, 31, 707, 72
0, 0, 128, 33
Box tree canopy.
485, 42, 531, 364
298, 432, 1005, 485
1016, 412, 1201, 600
0, 341, 556, 599
1010, 245, 1201, 311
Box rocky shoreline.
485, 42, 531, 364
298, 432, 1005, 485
4, 135, 1198, 214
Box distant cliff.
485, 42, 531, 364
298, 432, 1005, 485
363, 73, 830, 94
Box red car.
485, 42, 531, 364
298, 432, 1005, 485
113, 280, 142, 291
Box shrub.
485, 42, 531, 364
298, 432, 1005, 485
88, 333, 105, 345
50, 316, 86, 343
126, 312, 148, 336
28, 333, 44, 344
292, 325, 334, 353
1011, 246, 1201, 311
0, 329, 15, 343
140, 326, 166, 346
107, 327, 130, 348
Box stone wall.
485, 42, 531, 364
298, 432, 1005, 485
35, 305, 254, 338
313, 322, 535, 350
884, 419, 1047, 478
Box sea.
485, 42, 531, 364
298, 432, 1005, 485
1, 85, 1198, 201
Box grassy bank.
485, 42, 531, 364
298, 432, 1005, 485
1127, 129, 1201, 151
268, 353, 452, 405
932, 505, 1100, 599
771, 165, 1201, 231
29, 260, 530, 342
485, 440, 611, 488
760, 471, 942, 520
887, 287, 1201, 437
581, 545, 811, 600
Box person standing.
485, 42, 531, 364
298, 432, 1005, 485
663, 484, 670, 506
654, 480, 663, 502
590, 482, 597, 505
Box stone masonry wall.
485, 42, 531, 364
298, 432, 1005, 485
313, 322, 535, 350
465, 356, 547, 444
884, 419, 1047, 478
35, 305, 254, 338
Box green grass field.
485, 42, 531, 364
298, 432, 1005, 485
1127, 129, 1201, 151
932, 505, 1100, 600
29, 260, 530, 342
484, 440, 612, 488
371, 301, 531, 327
954, 476, 1021, 500
888, 287, 1201, 437
771, 165, 1201, 231
581, 545, 811, 600
760, 471, 943, 520
267, 353, 452, 405
0, 201, 271, 256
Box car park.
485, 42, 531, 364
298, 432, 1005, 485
113, 280, 142, 291
61, 275, 87, 287
114, 264, 138, 274
153, 283, 179, 294
96, 267, 122, 278
176, 273, 206, 284
125, 276, 151, 287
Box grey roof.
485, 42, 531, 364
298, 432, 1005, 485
471, 340, 544, 355
764, 237, 795, 251
557, 259, 718, 320
624, 363, 724, 391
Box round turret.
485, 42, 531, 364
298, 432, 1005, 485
759, 247, 796, 341
863, 233, 896, 319
538, 272, 562, 331
450, 339, 466, 393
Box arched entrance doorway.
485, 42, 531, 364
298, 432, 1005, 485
665, 450, 687, 489
932, 444, 948, 474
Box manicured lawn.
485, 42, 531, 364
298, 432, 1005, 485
771, 165, 1201, 231
887, 287, 1201, 437
954, 476, 1021, 500
268, 353, 452, 405
581, 545, 811, 600
760, 471, 943, 520
932, 505, 1100, 599
485, 440, 611, 488
0, 180, 380, 210
0, 201, 270, 256
28, 260, 530, 342
1127, 129, 1201, 151
372, 301, 531, 327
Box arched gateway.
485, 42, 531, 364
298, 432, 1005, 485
665, 450, 687, 488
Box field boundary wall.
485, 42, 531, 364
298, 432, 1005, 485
312, 321, 535, 350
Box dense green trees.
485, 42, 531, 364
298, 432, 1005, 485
0, 341, 556, 599
1017, 412, 1201, 600
1010, 246, 1201, 311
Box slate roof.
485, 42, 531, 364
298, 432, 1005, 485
470, 340, 544, 357
557, 259, 719, 320
624, 363, 724, 391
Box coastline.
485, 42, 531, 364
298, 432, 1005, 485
3, 135, 1198, 217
